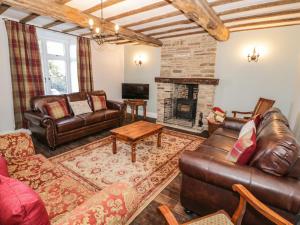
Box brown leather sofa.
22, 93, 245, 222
180, 108, 300, 225
24, 91, 125, 149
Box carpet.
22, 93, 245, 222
50, 128, 204, 224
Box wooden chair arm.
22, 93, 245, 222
232, 184, 293, 225
158, 205, 179, 225
232, 111, 253, 118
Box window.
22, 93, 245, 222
39, 34, 78, 95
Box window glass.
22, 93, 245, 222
48, 60, 67, 94
70, 44, 77, 60
46, 41, 65, 56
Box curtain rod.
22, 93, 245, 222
2, 18, 88, 39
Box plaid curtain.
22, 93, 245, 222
77, 37, 93, 92
5, 20, 44, 129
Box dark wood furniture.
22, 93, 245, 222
159, 184, 293, 225
110, 121, 163, 163
232, 97, 275, 118
207, 119, 224, 136
124, 99, 147, 121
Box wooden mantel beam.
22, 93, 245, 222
2, 0, 162, 47
169, 0, 230, 41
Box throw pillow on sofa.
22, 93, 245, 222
227, 128, 257, 165
44, 99, 70, 120
0, 156, 9, 177
239, 119, 256, 138
0, 175, 50, 225
69, 100, 92, 116
91, 95, 107, 111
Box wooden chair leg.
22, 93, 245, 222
158, 205, 179, 225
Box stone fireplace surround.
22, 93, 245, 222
155, 77, 219, 132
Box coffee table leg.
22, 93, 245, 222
157, 131, 162, 148
131, 105, 135, 121
131, 142, 136, 163
112, 135, 117, 154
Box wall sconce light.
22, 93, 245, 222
134, 55, 143, 66
248, 48, 260, 62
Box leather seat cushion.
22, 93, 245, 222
79, 111, 106, 125
56, 116, 84, 133
203, 134, 236, 152
105, 110, 120, 120
214, 127, 239, 140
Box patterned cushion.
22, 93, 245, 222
45, 99, 70, 119
91, 95, 107, 111
0, 132, 35, 162
227, 128, 257, 165
53, 183, 136, 225
0, 156, 9, 177
69, 100, 92, 116
239, 119, 256, 138
186, 211, 233, 225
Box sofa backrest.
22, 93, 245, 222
30, 95, 67, 114
250, 108, 300, 177
67, 92, 88, 102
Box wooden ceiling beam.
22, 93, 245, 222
136, 20, 193, 33
218, 0, 300, 16
62, 25, 83, 33
169, 0, 229, 41
0, 3, 10, 14
148, 25, 200, 36
123, 11, 182, 28
55, 0, 71, 4
2, 0, 162, 47
228, 17, 300, 29
106, 1, 169, 21
19, 13, 39, 23
158, 30, 206, 39
43, 20, 64, 29
230, 22, 300, 32
209, 0, 243, 8
83, 0, 124, 14
224, 8, 300, 23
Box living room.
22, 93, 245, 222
0, 0, 300, 225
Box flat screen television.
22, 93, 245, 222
122, 83, 149, 100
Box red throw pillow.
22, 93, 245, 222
44, 99, 70, 120
0, 156, 9, 177
0, 175, 50, 225
252, 114, 261, 127
227, 128, 257, 165
91, 95, 107, 111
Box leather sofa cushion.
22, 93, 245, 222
250, 121, 299, 176
79, 111, 106, 125
105, 110, 120, 120
203, 134, 236, 152
56, 116, 85, 133
67, 92, 88, 102
214, 127, 239, 140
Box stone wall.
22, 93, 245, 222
156, 34, 218, 132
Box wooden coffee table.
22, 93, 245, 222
110, 121, 164, 163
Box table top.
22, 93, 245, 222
111, 121, 163, 141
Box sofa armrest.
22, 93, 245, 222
106, 100, 125, 112
223, 117, 247, 131
0, 132, 35, 161
179, 151, 300, 214
53, 183, 137, 225
24, 111, 55, 128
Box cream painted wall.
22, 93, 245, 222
124, 45, 161, 118
0, 20, 15, 131
214, 25, 300, 126
91, 42, 124, 101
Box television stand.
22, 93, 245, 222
124, 99, 147, 121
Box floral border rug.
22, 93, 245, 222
50, 128, 204, 224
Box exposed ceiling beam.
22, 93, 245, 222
83, 0, 125, 14
209, 0, 243, 8
228, 17, 300, 29
106, 1, 169, 21
218, 0, 300, 16
123, 11, 182, 28
43, 20, 64, 29
136, 20, 193, 33
230, 22, 300, 32
81, 31, 92, 37
2, 0, 162, 47
169, 0, 229, 41
19, 13, 39, 23
223, 8, 300, 23
158, 30, 206, 39
0, 3, 10, 14
148, 26, 200, 36
55, 0, 71, 4
62, 25, 83, 33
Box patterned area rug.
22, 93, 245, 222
50, 128, 204, 224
